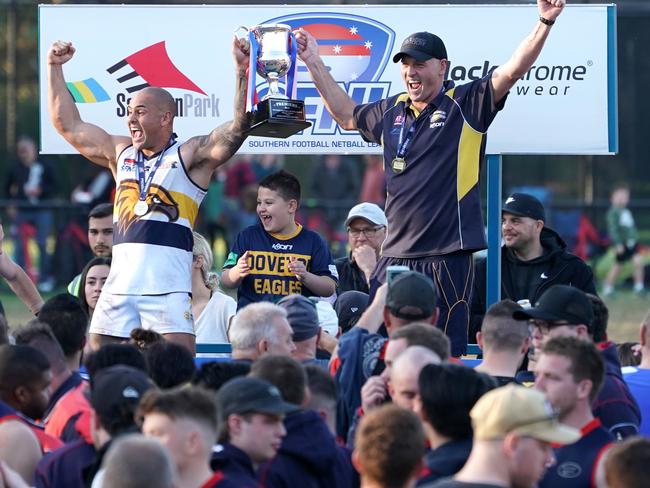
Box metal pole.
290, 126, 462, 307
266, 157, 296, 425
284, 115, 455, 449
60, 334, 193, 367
486, 154, 502, 307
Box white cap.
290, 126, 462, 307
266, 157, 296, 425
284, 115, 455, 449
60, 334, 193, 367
314, 300, 339, 337
344, 202, 387, 227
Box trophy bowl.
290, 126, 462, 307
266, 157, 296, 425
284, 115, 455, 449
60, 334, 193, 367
238, 23, 311, 138
252, 24, 292, 100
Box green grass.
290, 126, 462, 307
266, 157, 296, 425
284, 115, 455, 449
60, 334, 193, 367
1, 288, 62, 328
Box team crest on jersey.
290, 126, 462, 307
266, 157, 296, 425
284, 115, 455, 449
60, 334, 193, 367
115, 179, 179, 233
430, 110, 447, 128
121, 158, 137, 172
393, 115, 404, 126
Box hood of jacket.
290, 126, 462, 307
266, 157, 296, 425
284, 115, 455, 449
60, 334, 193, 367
504, 227, 566, 265
278, 409, 339, 473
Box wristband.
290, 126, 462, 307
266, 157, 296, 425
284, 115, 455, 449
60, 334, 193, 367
539, 16, 555, 26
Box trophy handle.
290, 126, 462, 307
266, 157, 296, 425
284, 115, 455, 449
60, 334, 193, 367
234, 25, 249, 37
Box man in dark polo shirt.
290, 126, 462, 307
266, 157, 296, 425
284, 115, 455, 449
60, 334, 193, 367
296, 0, 566, 356
335, 203, 387, 294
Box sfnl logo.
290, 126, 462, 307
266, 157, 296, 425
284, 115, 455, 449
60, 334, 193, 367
67, 41, 218, 118
263, 13, 395, 135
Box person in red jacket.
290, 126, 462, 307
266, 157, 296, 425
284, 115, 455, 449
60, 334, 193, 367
0, 345, 62, 454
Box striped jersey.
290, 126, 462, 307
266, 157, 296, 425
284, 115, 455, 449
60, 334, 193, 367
105, 140, 206, 294
353, 75, 505, 258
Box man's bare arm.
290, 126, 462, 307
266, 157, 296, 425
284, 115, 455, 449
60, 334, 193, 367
295, 28, 358, 130
47, 41, 129, 171
0, 226, 43, 315
184, 37, 252, 188
491, 0, 566, 103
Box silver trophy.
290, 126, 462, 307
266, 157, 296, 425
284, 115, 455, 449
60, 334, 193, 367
237, 24, 311, 138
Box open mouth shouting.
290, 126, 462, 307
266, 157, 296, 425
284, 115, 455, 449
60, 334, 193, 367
407, 79, 423, 97
130, 127, 144, 144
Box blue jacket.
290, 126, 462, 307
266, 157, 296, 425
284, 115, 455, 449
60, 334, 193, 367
211, 442, 260, 488
259, 410, 359, 488
593, 342, 641, 439
539, 418, 613, 488
334, 328, 387, 438
417, 437, 473, 486
33, 439, 96, 488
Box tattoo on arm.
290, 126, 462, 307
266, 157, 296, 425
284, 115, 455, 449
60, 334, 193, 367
232, 70, 250, 132
199, 121, 244, 158
192, 69, 252, 168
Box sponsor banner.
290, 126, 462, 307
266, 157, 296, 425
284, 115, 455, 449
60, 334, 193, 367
39, 4, 616, 155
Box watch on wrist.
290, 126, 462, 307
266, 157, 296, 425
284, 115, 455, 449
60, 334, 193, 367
539, 16, 555, 26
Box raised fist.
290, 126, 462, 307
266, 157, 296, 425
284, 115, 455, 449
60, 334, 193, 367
48, 40, 75, 65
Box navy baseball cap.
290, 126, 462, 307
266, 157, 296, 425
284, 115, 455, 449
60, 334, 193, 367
217, 377, 300, 419
386, 271, 437, 320
335, 291, 369, 333
277, 295, 319, 342
513, 285, 593, 329
393, 32, 448, 63
502, 193, 546, 222
90, 365, 154, 427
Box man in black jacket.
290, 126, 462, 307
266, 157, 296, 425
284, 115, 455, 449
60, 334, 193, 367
470, 193, 596, 339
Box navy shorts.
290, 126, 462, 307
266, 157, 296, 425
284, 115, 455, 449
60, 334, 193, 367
369, 252, 474, 357
615, 243, 640, 263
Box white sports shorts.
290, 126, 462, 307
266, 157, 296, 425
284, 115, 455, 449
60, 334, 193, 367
89, 291, 195, 337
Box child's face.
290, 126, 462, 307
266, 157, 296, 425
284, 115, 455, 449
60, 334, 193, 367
612, 188, 629, 207
257, 186, 296, 233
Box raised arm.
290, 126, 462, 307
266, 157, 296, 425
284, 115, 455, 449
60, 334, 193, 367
491, 0, 566, 104
0, 225, 43, 315
294, 28, 358, 130
183, 36, 252, 189
47, 41, 129, 172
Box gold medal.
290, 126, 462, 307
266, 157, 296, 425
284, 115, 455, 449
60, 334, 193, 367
134, 200, 149, 217
391, 157, 407, 173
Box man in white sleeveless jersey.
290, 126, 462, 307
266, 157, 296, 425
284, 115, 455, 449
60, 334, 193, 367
47, 39, 251, 354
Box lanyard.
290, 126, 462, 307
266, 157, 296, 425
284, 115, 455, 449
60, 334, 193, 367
397, 85, 446, 158
396, 114, 418, 159
136, 135, 176, 202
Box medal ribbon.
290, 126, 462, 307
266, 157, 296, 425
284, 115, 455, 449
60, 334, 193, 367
396, 85, 446, 159
247, 30, 260, 112
396, 114, 418, 160
136, 135, 176, 202
285, 32, 298, 99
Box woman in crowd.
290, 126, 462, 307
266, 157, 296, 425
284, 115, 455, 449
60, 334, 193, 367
77, 257, 111, 319
191, 232, 236, 346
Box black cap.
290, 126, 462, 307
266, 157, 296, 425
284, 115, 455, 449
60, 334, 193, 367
513, 285, 593, 328
90, 365, 154, 423
386, 271, 437, 320
277, 295, 319, 342
393, 32, 448, 63
335, 291, 369, 333
217, 377, 300, 419
502, 193, 546, 222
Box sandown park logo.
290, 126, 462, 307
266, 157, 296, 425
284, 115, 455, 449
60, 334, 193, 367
106, 41, 206, 95
66, 78, 110, 103
66, 41, 206, 103
262, 13, 395, 135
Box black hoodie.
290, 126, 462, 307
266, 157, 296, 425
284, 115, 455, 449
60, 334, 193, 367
258, 409, 359, 488
470, 227, 597, 337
